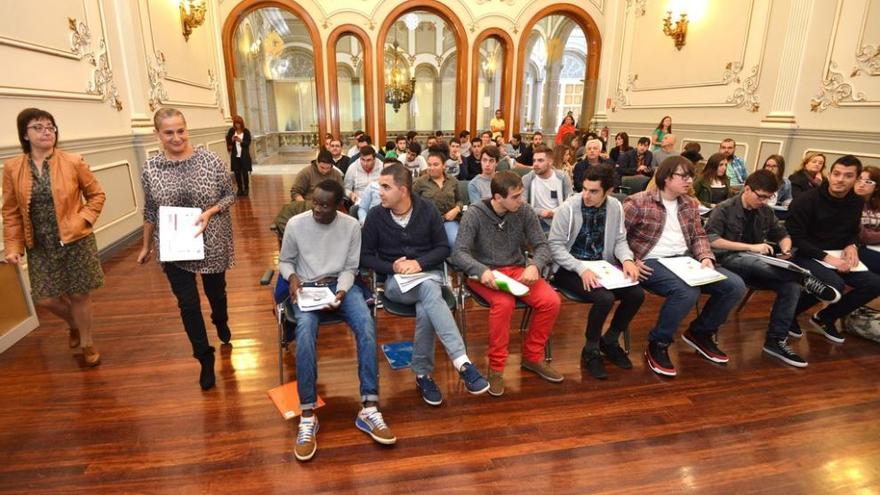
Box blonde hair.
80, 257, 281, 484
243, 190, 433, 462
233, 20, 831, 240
799, 151, 826, 173
153, 107, 187, 130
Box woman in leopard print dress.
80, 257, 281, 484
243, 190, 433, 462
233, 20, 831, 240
136, 108, 235, 390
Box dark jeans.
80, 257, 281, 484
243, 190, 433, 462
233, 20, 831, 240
553, 268, 645, 346
859, 246, 880, 273
640, 258, 746, 344
721, 253, 803, 340
233, 164, 249, 192
163, 263, 228, 358
793, 255, 880, 322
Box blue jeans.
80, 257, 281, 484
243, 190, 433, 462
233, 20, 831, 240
640, 258, 746, 343
793, 255, 880, 322
721, 253, 802, 340
383, 271, 466, 376
291, 283, 378, 410
444, 221, 459, 250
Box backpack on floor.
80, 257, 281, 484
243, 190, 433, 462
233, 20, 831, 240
844, 306, 880, 343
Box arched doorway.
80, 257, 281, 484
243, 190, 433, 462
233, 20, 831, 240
222, 0, 327, 150
327, 25, 374, 140
471, 29, 513, 139
513, 5, 601, 137
376, 1, 467, 143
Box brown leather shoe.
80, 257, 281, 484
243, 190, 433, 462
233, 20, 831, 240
488, 369, 504, 397
68, 328, 80, 349
522, 359, 564, 383
83, 346, 101, 367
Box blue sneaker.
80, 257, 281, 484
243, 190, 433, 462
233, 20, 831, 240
458, 362, 490, 395
416, 375, 443, 406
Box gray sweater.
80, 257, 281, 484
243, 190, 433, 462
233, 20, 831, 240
279, 211, 360, 292
548, 194, 634, 276
468, 175, 493, 204
452, 199, 551, 277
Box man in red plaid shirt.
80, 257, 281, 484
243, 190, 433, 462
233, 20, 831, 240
624, 156, 746, 377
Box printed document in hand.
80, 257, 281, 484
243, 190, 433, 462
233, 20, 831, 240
815, 250, 868, 272
745, 252, 809, 274
296, 287, 337, 312
159, 206, 204, 262
580, 260, 638, 290
657, 256, 728, 286
394, 272, 443, 293
492, 270, 530, 296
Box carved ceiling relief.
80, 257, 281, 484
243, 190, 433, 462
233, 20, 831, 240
851, 44, 880, 77
148, 51, 169, 112
67, 17, 123, 111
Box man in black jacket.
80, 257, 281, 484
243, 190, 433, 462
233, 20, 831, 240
361, 164, 489, 406
787, 155, 880, 343
572, 139, 615, 191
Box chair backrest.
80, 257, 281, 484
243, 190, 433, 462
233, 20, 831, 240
458, 179, 470, 205
512, 166, 531, 178
621, 175, 650, 195
497, 158, 512, 172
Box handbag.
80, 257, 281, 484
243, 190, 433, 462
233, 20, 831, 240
844, 306, 880, 343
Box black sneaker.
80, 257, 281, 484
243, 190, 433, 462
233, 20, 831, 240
763, 339, 808, 368
810, 314, 845, 343
788, 320, 803, 338
802, 275, 842, 303
645, 341, 676, 377
599, 339, 633, 369
681, 329, 729, 363
580, 347, 608, 380
416, 375, 443, 406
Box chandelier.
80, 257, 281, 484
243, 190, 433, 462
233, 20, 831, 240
384, 39, 415, 113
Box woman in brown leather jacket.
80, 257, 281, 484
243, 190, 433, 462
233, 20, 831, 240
2, 108, 106, 366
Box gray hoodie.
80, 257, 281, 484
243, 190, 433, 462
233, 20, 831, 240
452, 199, 551, 277
547, 194, 634, 276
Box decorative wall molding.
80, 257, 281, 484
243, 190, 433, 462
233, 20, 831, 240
89, 160, 139, 235
811, 63, 867, 112
208, 69, 223, 114
67, 17, 123, 111
614, 74, 638, 109
148, 51, 169, 112
725, 64, 761, 112
851, 44, 880, 77
625, 0, 647, 17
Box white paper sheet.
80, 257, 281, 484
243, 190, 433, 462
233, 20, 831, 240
815, 250, 868, 272
580, 260, 639, 290
657, 256, 728, 287
296, 287, 337, 312
158, 206, 205, 262
394, 273, 443, 293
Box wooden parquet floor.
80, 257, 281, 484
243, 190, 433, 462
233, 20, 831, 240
0, 174, 879, 494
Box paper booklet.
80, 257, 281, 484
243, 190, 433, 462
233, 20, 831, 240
267, 382, 325, 420
158, 206, 205, 262
394, 272, 443, 293
744, 252, 809, 274
657, 256, 728, 287
492, 270, 530, 296
580, 260, 639, 290
296, 287, 337, 312
815, 250, 868, 272
867, 245, 880, 253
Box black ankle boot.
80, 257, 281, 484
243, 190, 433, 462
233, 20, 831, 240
197, 349, 216, 390
217, 324, 231, 344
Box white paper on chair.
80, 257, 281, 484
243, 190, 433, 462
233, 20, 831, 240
657, 256, 728, 287
580, 260, 638, 290
158, 206, 204, 262
815, 250, 868, 272
394, 273, 443, 293
296, 287, 337, 312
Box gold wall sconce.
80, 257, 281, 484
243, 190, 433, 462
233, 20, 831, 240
662, 10, 688, 50
180, 0, 207, 41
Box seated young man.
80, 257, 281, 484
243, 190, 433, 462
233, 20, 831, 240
467, 144, 500, 204
278, 180, 395, 462
522, 144, 574, 232
289, 149, 344, 202
459, 137, 484, 181
706, 170, 840, 368
343, 145, 381, 204
356, 157, 400, 225
618, 136, 654, 178
787, 155, 880, 343
401, 141, 427, 177
453, 171, 564, 396
624, 156, 747, 377
361, 163, 489, 406
548, 165, 644, 379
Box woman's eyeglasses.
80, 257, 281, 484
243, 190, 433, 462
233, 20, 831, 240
27, 125, 57, 134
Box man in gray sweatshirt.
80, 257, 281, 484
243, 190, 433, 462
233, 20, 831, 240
453, 171, 563, 397
279, 180, 395, 462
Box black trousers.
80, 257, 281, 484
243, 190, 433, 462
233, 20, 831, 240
553, 267, 645, 345
233, 168, 249, 193
163, 263, 228, 358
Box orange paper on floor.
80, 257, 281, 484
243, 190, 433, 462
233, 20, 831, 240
267, 382, 325, 420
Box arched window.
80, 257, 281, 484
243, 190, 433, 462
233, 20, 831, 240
328, 26, 374, 139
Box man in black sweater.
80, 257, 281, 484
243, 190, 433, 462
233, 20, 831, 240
361, 163, 489, 406
787, 155, 880, 343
